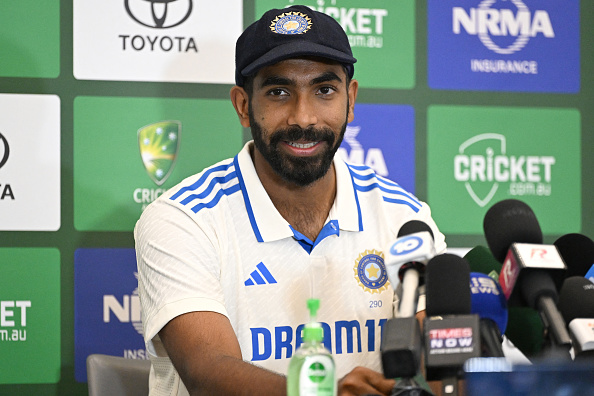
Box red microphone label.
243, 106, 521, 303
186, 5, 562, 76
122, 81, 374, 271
499, 250, 520, 300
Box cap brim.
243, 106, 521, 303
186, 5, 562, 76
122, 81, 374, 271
241, 40, 356, 78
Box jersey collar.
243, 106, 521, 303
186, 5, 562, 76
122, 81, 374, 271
234, 141, 362, 243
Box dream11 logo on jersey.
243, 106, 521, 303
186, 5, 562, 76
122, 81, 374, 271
428, 0, 580, 93
120, 0, 197, 52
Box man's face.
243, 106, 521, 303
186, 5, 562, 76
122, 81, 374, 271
246, 58, 356, 186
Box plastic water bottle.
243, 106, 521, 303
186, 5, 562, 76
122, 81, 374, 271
287, 298, 336, 396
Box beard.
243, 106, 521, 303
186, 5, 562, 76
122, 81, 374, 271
249, 111, 348, 187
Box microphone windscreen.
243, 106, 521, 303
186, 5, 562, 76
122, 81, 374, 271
470, 272, 508, 333
464, 246, 502, 275
554, 233, 594, 278
425, 253, 471, 316
398, 220, 434, 240
520, 270, 559, 308
558, 276, 594, 325
483, 199, 543, 262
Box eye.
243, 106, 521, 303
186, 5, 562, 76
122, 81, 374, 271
317, 86, 337, 96
267, 88, 289, 97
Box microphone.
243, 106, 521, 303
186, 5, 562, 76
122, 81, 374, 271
423, 254, 481, 395
483, 199, 571, 358
470, 272, 507, 357
554, 233, 594, 279
381, 221, 435, 381
558, 276, 594, 360
464, 245, 544, 359
385, 220, 436, 318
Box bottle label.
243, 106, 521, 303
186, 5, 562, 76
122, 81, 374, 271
299, 355, 335, 396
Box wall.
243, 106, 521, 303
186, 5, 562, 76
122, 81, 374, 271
0, 0, 591, 394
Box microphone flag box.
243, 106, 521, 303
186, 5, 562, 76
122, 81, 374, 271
423, 314, 481, 380
498, 243, 566, 304
384, 231, 435, 288
381, 316, 422, 379
569, 318, 594, 358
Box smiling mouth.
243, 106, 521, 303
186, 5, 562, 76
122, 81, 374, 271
286, 141, 318, 149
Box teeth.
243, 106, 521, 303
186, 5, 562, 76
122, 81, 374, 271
287, 141, 317, 149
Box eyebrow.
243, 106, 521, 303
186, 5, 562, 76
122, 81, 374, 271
259, 71, 343, 89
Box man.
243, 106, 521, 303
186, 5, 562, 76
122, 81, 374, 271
135, 5, 446, 396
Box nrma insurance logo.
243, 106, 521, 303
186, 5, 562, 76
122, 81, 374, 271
454, 133, 555, 207
338, 104, 415, 193
74, 248, 146, 383
428, 0, 580, 93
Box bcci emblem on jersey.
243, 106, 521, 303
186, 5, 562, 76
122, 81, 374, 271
354, 249, 389, 294
138, 121, 181, 186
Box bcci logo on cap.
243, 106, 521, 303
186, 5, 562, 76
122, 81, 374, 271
125, 0, 193, 29
270, 11, 312, 35
0, 133, 9, 170
138, 121, 181, 186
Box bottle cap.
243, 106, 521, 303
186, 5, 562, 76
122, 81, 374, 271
303, 298, 323, 342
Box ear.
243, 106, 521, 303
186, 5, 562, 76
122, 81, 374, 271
230, 86, 251, 128
347, 79, 359, 123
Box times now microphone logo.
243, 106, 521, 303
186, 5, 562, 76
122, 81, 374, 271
428, 327, 474, 352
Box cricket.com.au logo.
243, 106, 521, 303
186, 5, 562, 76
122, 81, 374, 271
454, 133, 555, 207
453, 0, 555, 55
125, 0, 193, 29
134, 121, 180, 210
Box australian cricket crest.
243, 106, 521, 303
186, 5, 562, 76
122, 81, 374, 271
354, 249, 389, 294
138, 120, 181, 186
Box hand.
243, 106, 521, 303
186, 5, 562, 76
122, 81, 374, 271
337, 366, 396, 396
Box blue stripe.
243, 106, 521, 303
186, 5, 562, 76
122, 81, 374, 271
382, 197, 420, 213
234, 156, 263, 242
354, 182, 420, 204
170, 162, 234, 201
347, 167, 364, 231
256, 262, 277, 284
250, 270, 266, 285
179, 172, 237, 205
189, 184, 241, 213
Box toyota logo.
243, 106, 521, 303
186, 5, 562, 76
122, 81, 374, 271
125, 0, 193, 29
0, 133, 9, 170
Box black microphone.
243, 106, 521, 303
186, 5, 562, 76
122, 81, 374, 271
423, 254, 481, 395
554, 233, 594, 278
483, 199, 571, 359
558, 276, 594, 360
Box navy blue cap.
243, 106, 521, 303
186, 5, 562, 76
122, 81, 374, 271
235, 5, 356, 86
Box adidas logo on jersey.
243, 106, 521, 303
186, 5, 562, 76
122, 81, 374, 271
244, 262, 277, 286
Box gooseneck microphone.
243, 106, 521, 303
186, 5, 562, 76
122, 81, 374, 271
483, 199, 571, 359
470, 272, 507, 357
381, 221, 435, 382
424, 254, 481, 396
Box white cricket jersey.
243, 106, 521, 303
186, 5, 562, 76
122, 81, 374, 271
135, 141, 446, 396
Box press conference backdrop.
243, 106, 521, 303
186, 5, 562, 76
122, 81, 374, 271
0, 0, 591, 394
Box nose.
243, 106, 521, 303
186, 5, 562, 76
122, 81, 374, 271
286, 95, 318, 129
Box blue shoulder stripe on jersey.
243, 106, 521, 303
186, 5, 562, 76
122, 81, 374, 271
179, 172, 238, 206
169, 162, 235, 201
189, 183, 241, 213
348, 165, 421, 213
234, 155, 264, 243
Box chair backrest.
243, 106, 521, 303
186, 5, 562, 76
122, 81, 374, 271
87, 353, 151, 396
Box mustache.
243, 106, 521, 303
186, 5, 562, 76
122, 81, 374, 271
269, 126, 336, 146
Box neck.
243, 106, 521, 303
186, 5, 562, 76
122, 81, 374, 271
252, 147, 336, 242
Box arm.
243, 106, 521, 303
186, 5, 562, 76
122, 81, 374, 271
159, 311, 286, 396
